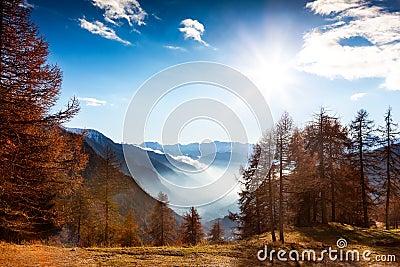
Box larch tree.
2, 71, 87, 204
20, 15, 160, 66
302, 108, 347, 224
0, 0, 86, 241
259, 130, 277, 242
275, 111, 293, 243
349, 109, 378, 227
288, 128, 318, 226
148, 192, 177, 246
120, 210, 142, 247
378, 107, 400, 229
95, 146, 121, 246
180, 206, 204, 246
208, 220, 225, 244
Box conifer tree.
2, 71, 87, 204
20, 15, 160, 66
234, 144, 264, 239
275, 111, 293, 243
0, 0, 85, 241
349, 109, 378, 227
259, 130, 277, 242
148, 192, 177, 246
120, 210, 142, 247
302, 108, 348, 224
378, 107, 400, 229
208, 220, 225, 244
180, 207, 204, 246
96, 146, 121, 246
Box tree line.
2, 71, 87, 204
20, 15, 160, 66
231, 108, 400, 242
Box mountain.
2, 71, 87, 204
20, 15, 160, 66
67, 128, 183, 229
139, 141, 252, 161
78, 133, 157, 228
67, 128, 251, 221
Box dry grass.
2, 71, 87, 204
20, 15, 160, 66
1, 224, 399, 266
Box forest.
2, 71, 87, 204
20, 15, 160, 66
231, 108, 400, 243
1, 0, 399, 254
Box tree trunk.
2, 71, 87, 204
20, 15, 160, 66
385, 142, 391, 230
359, 128, 369, 228
331, 178, 336, 222
319, 113, 327, 224
279, 138, 284, 243
267, 168, 276, 242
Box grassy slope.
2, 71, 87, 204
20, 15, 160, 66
1, 223, 399, 266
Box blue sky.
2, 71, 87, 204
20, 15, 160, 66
29, 0, 400, 144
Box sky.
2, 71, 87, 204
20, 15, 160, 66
28, 0, 400, 144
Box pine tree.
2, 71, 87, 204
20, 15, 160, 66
208, 220, 225, 244
180, 207, 204, 246
148, 192, 177, 246
0, 0, 85, 241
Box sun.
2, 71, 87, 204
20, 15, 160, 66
255, 58, 289, 92
231, 32, 294, 100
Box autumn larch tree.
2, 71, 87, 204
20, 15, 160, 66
288, 128, 318, 226
120, 210, 142, 247
378, 107, 400, 229
208, 220, 225, 244
180, 206, 204, 246
148, 192, 177, 246
259, 130, 277, 242
302, 108, 348, 224
349, 109, 378, 227
95, 146, 122, 246
0, 0, 86, 241
275, 111, 293, 243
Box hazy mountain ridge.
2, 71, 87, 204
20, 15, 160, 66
66, 128, 248, 234
139, 141, 253, 160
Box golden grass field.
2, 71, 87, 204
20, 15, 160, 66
1, 223, 399, 266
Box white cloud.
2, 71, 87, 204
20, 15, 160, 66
170, 155, 207, 170
306, 0, 364, 15
179, 18, 210, 47
164, 45, 186, 51
380, 61, 400, 91
296, 0, 400, 90
78, 18, 131, 45
350, 92, 366, 101
92, 0, 147, 26
77, 97, 107, 107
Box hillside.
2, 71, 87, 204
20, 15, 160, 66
1, 223, 399, 266
79, 133, 183, 233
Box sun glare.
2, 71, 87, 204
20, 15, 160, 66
232, 31, 295, 101
255, 58, 289, 92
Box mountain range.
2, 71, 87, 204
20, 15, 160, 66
67, 128, 245, 236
